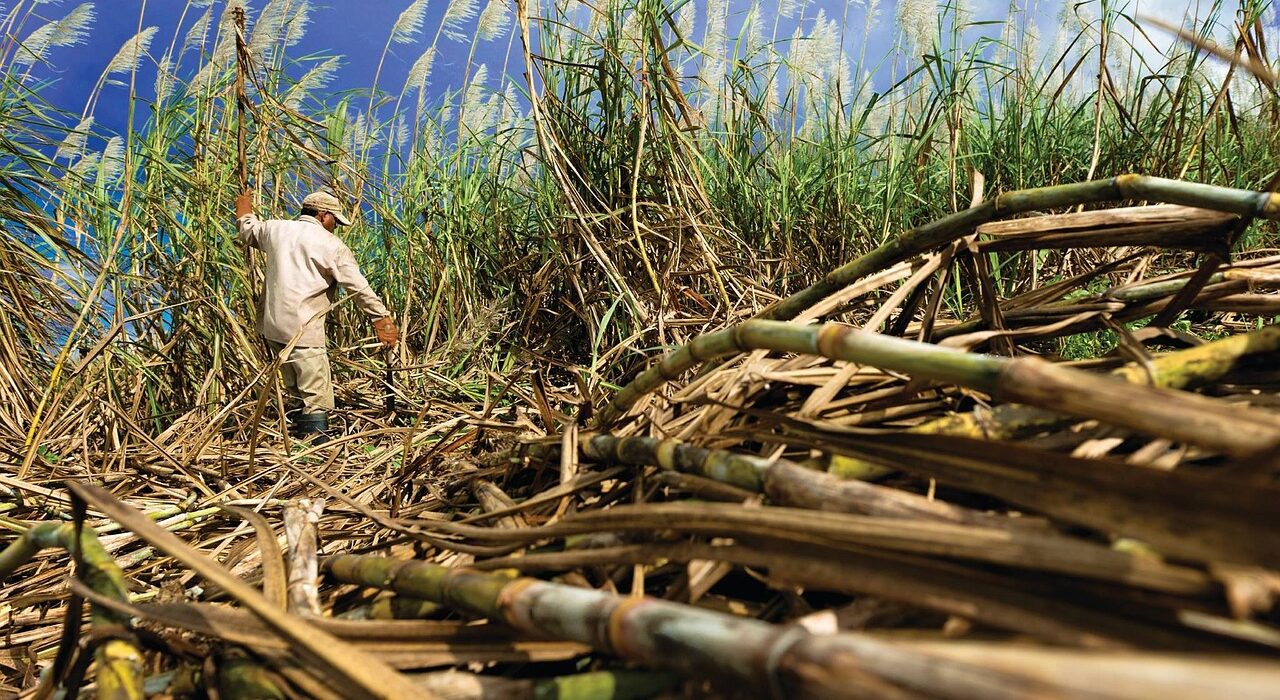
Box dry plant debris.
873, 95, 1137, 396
5, 177, 1280, 699
6, 1, 1280, 696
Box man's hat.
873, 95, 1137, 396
301, 191, 353, 226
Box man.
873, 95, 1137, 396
235, 189, 398, 442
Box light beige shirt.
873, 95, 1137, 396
237, 213, 390, 347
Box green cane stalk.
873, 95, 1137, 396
0, 522, 144, 700
595, 319, 1280, 458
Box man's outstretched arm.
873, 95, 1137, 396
330, 246, 398, 346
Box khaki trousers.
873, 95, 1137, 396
266, 341, 334, 413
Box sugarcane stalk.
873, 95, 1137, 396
66, 482, 432, 700
217, 651, 287, 700
552, 503, 1212, 594
335, 591, 442, 620
369, 595, 442, 620
760, 175, 1280, 322
232, 7, 249, 193
831, 322, 1280, 479
323, 554, 899, 697
471, 480, 528, 529
595, 320, 1280, 457
384, 346, 398, 415
932, 278, 1244, 340
410, 668, 681, 700
0, 522, 144, 700
1106, 271, 1229, 302
283, 498, 324, 616
336, 492, 1214, 598
529, 669, 681, 700
324, 554, 1278, 699
526, 433, 1015, 528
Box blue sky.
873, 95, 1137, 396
15, 0, 1247, 141
21, 0, 911, 137
37, 1, 484, 126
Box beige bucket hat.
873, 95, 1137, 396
301, 191, 353, 226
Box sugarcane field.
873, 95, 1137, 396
6, 0, 1280, 697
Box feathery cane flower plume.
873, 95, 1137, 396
283, 0, 312, 44
812, 10, 841, 72
621, 10, 645, 58
994, 0, 1018, 67
251, 0, 311, 56
405, 46, 437, 101
745, 1, 765, 57
390, 0, 430, 44
702, 0, 727, 78
98, 136, 125, 184
191, 4, 248, 90
1021, 17, 1040, 70
56, 117, 93, 161
864, 0, 881, 31
832, 53, 852, 121
787, 26, 810, 86
104, 26, 158, 80
779, 0, 805, 20
252, 0, 286, 54
154, 56, 176, 104
863, 83, 892, 134
14, 2, 96, 66
286, 56, 340, 108
183, 6, 214, 53
675, 2, 695, 39
762, 66, 780, 120
896, 0, 935, 52
222, 1, 254, 22
345, 112, 372, 155
421, 120, 441, 159
477, 0, 509, 40
789, 10, 839, 104
461, 63, 492, 137
1048, 2, 1072, 74
437, 94, 454, 130
69, 152, 100, 178
443, 0, 479, 41
191, 35, 234, 89
393, 116, 410, 152
496, 83, 523, 133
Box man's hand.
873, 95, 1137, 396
373, 317, 399, 347
235, 191, 253, 218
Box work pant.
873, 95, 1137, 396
266, 341, 334, 413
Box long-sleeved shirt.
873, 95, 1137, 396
237, 213, 390, 348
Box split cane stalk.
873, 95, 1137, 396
284, 498, 324, 616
